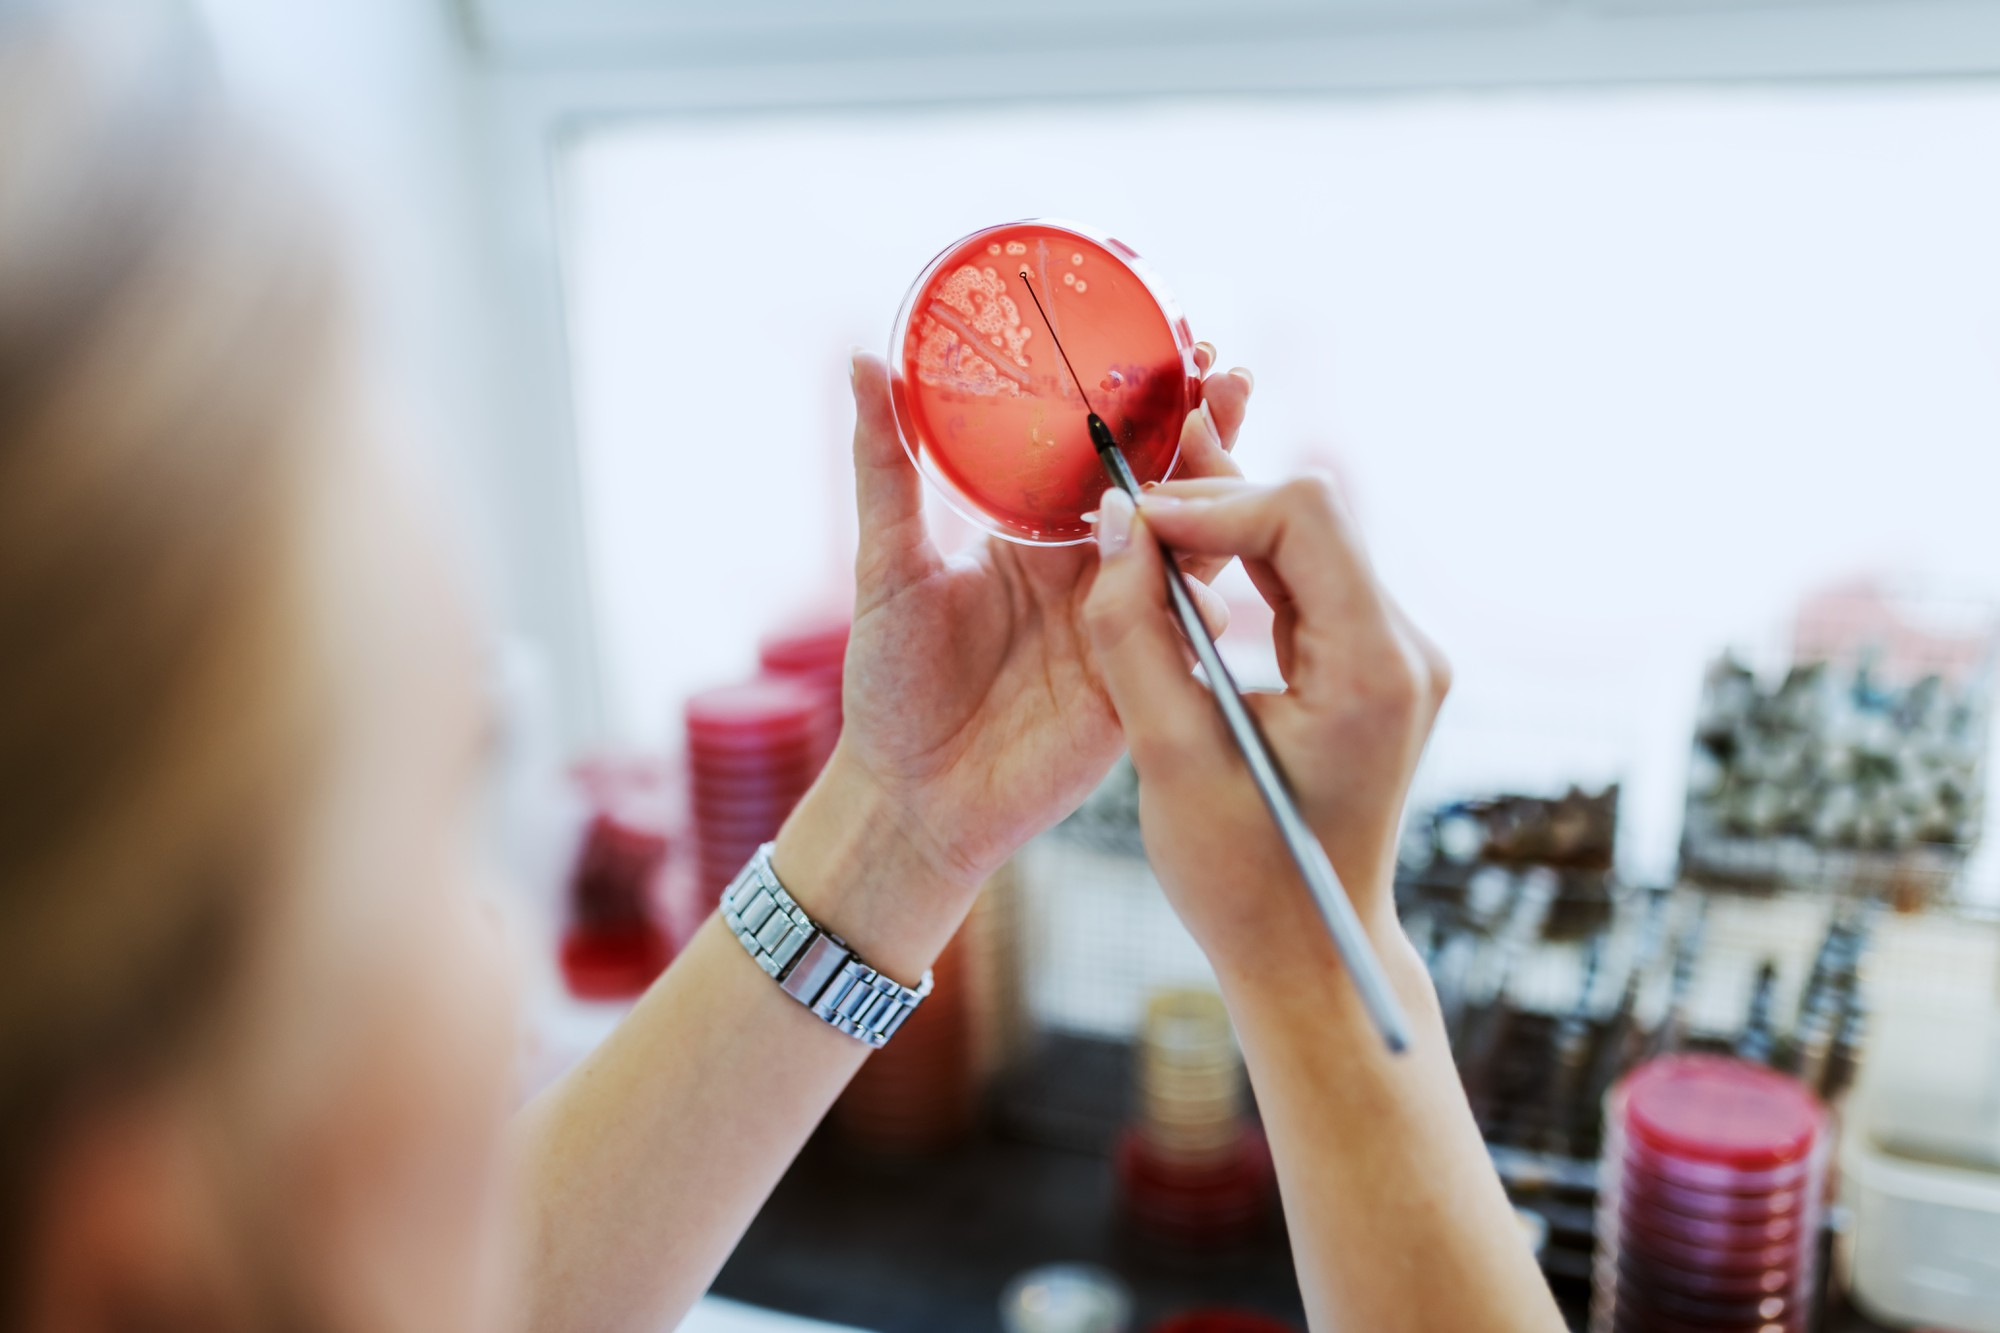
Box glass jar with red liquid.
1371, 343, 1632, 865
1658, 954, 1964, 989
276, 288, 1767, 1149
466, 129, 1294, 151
560, 757, 678, 1001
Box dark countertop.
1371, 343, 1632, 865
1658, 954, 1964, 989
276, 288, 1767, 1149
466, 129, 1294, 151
715, 1129, 1907, 1333
714, 1128, 1305, 1333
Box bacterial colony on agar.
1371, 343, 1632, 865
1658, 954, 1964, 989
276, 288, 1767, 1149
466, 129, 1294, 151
889, 219, 1199, 545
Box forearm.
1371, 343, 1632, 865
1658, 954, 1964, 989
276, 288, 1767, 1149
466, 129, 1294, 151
1214, 915, 1565, 1333
510, 757, 974, 1333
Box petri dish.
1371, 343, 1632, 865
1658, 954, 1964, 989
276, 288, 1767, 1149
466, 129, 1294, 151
1616, 1138, 1818, 1196
1619, 1056, 1823, 1170
1613, 1223, 1801, 1278
1618, 1166, 1809, 1223
890, 219, 1199, 545
684, 679, 826, 740
1618, 1252, 1796, 1302
1611, 1274, 1799, 1328
758, 616, 850, 681
1618, 1198, 1803, 1250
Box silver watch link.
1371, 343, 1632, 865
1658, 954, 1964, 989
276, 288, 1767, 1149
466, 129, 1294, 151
720, 843, 933, 1049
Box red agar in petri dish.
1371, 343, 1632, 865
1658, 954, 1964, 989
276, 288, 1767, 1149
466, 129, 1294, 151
1620, 1055, 1823, 1170
889, 219, 1199, 545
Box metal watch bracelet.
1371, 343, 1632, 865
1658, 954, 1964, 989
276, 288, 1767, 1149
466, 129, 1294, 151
720, 843, 933, 1049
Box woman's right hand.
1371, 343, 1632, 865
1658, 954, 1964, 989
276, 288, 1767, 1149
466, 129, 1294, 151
1080, 474, 1451, 987
1084, 476, 1570, 1333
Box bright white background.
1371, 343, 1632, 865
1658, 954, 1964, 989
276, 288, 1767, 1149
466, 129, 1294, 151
560, 86, 2000, 884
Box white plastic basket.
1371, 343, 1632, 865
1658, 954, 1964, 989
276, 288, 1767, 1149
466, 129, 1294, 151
1840, 1124, 2000, 1333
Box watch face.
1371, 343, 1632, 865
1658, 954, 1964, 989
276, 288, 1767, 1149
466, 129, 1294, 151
889, 219, 1199, 546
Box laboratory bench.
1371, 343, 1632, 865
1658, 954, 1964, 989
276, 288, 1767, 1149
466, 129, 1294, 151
711, 1034, 1900, 1333
713, 1120, 1305, 1333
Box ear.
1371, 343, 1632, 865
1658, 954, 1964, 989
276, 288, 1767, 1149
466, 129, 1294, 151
23, 1091, 243, 1332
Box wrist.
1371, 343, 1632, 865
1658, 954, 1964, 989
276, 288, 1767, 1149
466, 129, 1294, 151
1206, 891, 1435, 1040
768, 750, 983, 983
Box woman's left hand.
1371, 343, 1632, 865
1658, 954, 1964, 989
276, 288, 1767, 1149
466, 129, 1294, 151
806, 346, 1251, 904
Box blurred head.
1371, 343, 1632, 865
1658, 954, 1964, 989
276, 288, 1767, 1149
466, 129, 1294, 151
0, 9, 516, 1331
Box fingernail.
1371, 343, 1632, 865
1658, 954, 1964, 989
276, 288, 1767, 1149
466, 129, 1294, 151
1195, 340, 1217, 363
1137, 492, 1185, 512
1140, 480, 1160, 492
849, 348, 867, 385
1228, 367, 1254, 394
1199, 398, 1221, 448
1095, 488, 1133, 557
1079, 509, 1101, 523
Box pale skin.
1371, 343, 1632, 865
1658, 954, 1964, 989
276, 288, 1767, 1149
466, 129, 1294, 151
1084, 478, 1568, 1333
29, 346, 1563, 1333
512, 345, 1248, 1332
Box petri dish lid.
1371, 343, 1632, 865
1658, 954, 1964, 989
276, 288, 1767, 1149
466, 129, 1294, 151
1617, 1251, 1797, 1301
1617, 1197, 1806, 1251
690, 777, 818, 807
1618, 1166, 1811, 1224
1612, 1223, 1802, 1277
1618, 1056, 1825, 1170
758, 613, 851, 673
685, 678, 826, 735
1614, 1136, 1818, 1195
1619, 1305, 1800, 1333
1611, 1273, 1799, 1329
686, 739, 827, 768
890, 219, 1199, 546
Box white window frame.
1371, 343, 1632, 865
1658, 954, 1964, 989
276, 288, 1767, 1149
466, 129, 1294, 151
462, 0, 2000, 742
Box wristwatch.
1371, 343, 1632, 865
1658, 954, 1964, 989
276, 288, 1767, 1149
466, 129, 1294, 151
720, 843, 933, 1049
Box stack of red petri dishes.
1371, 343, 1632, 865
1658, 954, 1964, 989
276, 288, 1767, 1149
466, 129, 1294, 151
685, 678, 833, 900
560, 757, 677, 1001
1116, 989, 1273, 1249
1593, 1054, 1828, 1333
831, 930, 977, 1155
757, 611, 850, 746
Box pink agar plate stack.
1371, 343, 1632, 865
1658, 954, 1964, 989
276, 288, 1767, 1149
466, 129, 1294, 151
1594, 1055, 1829, 1333
685, 678, 835, 899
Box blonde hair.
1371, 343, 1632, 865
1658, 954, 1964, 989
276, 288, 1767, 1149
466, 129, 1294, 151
0, 7, 344, 1306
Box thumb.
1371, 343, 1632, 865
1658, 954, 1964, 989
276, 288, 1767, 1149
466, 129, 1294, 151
850, 350, 937, 596
1082, 489, 1214, 771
